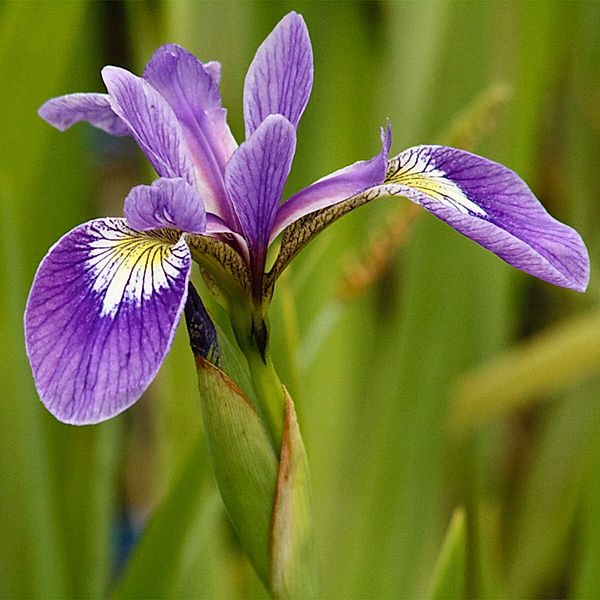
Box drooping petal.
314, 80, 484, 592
225, 115, 296, 272
382, 145, 590, 291
124, 177, 206, 233
243, 12, 313, 137
270, 124, 391, 242
102, 66, 196, 185
24, 218, 191, 424
38, 93, 131, 136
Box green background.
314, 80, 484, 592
1, 1, 599, 597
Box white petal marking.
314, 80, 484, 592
387, 148, 488, 217
86, 220, 184, 317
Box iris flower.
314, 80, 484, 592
25, 12, 589, 425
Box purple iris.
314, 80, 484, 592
25, 12, 589, 425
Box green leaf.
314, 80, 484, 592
270, 391, 318, 599
0, 2, 104, 597
506, 390, 600, 598
573, 428, 600, 598
111, 438, 218, 599
426, 508, 467, 600
450, 311, 600, 433
196, 356, 279, 589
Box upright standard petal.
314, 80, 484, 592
271, 125, 391, 242
225, 115, 296, 276
382, 145, 590, 291
24, 218, 191, 424
144, 45, 237, 168
102, 66, 196, 185
124, 177, 206, 233
143, 45, 239, 225
38, 93, 131, 136
243, 12, 313, 137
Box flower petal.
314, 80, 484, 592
243, 12, 313, 137
203, 61, 222, 84
144, 45, 237, 167
383, 145, 590, 291
142, 45, 239, 225
124, 177, 206, 233
38, 93, 130, 136
271, 124, 391, 242
225, 115, 296, 271
101, 66, 196, 185
24, 218, 191, 424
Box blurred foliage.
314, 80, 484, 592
1, 1, 599, 598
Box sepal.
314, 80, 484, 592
267, 145, 590, 293
24, 218, 191, 424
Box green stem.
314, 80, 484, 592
245, 346, 285, 452
228, 299, 286, 453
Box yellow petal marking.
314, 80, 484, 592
86, 220, 186, 317
386, 151, 487, 217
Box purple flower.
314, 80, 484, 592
26, 12, 589, 425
